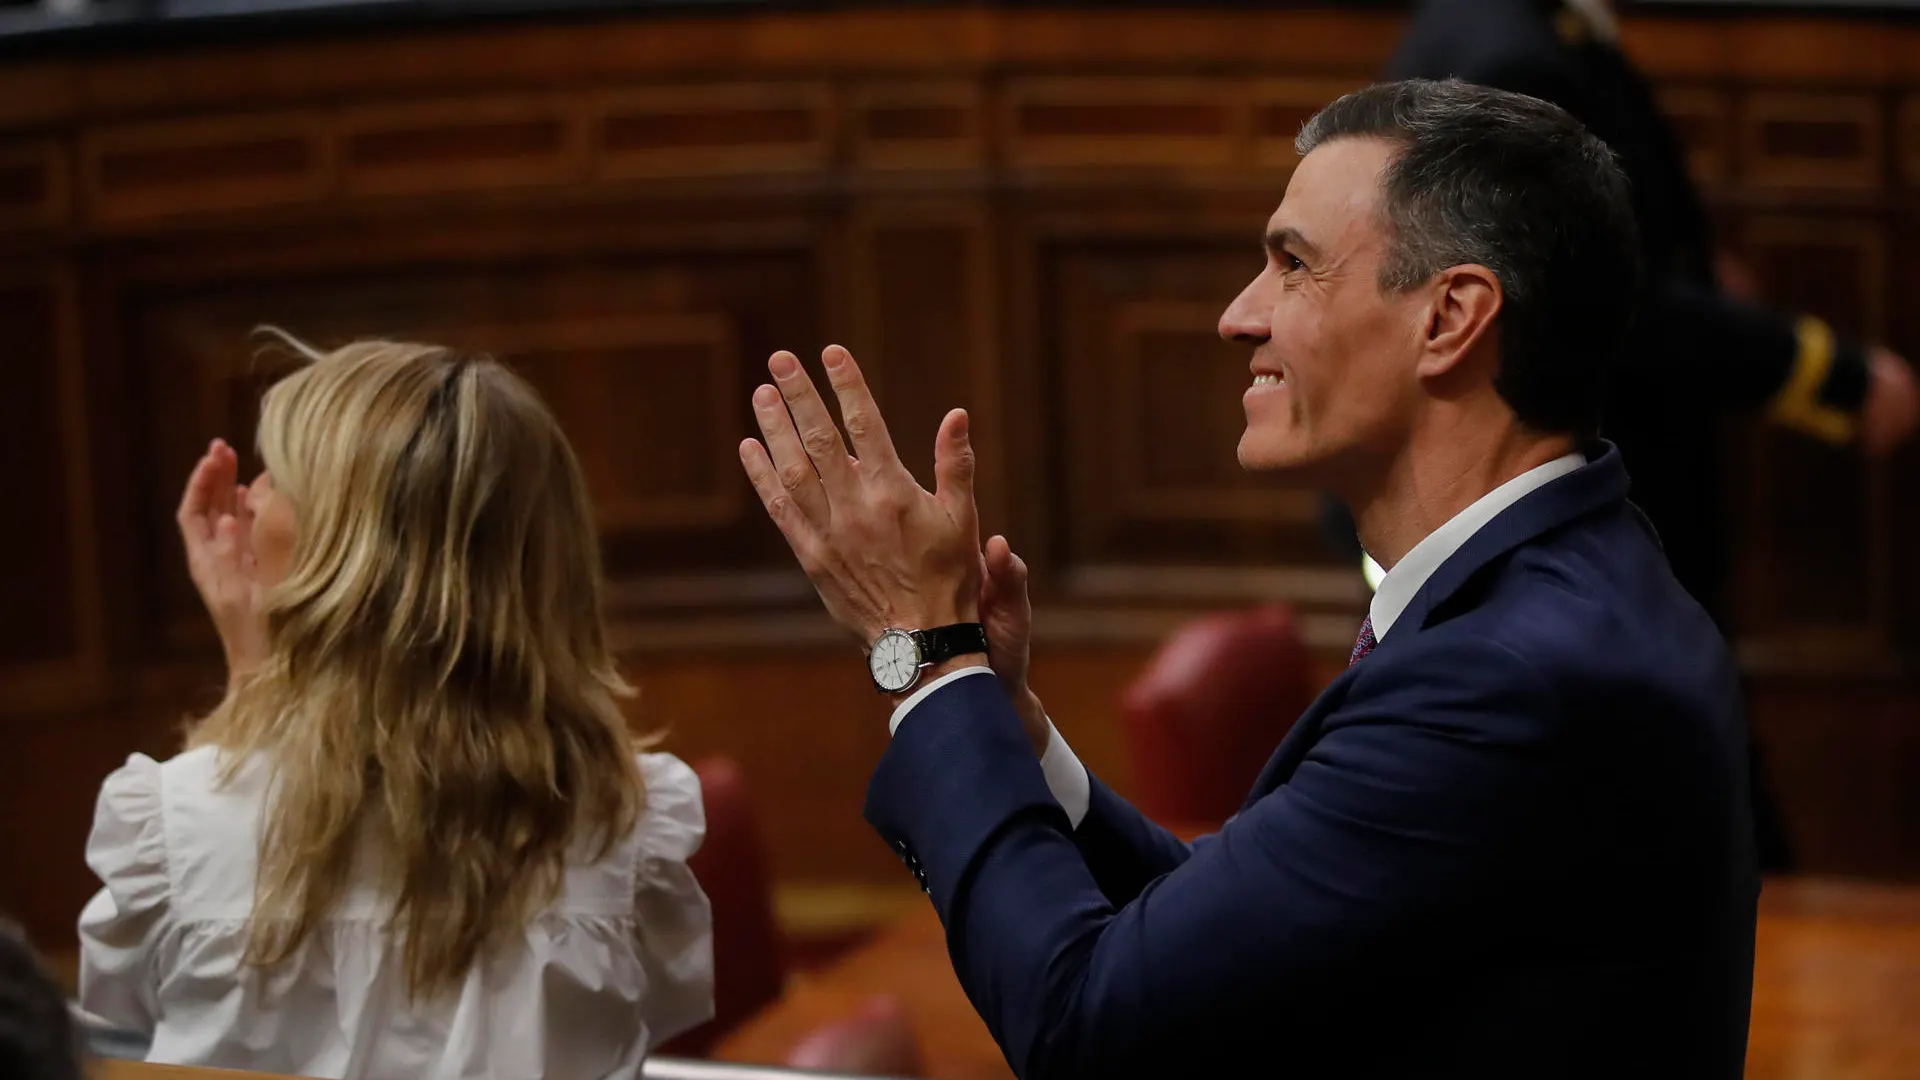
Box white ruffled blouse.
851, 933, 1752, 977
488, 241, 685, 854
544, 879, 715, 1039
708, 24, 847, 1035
76, 746, 715, 1080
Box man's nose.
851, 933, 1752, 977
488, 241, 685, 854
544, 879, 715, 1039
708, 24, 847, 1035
1219, 274, 1272, 345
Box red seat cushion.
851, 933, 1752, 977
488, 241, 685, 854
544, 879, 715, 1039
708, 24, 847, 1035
1120, 603, 1314, 825
785, 994, 925, 1076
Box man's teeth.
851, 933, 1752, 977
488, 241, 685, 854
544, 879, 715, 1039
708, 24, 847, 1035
1252, 374, 1284, 387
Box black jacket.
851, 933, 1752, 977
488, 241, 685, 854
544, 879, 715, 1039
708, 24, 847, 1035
1385, 0, 1871, 623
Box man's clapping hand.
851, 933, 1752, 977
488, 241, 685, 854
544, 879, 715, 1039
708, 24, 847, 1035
738, 346, 985, 666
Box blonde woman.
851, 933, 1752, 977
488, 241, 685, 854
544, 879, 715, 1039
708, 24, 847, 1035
76, 336, 714, 1078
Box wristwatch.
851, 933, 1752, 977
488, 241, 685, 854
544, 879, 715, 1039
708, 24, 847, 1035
867, 623, 991, 694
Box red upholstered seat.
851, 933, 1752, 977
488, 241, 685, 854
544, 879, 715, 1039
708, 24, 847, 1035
785, 994, 926, 1076
657, 757, 787, 1057
1120, 603, 1315, 826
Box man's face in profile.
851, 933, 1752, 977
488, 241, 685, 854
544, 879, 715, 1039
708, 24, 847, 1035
1220, 136, 1430, 482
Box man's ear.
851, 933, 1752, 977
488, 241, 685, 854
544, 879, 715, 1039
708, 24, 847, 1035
1416, 264, 1503, 378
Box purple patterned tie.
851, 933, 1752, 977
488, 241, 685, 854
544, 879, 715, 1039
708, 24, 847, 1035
1349, 615, 1377, 667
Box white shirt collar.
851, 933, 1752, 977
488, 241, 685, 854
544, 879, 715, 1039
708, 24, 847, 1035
1367, 452, 1586, 642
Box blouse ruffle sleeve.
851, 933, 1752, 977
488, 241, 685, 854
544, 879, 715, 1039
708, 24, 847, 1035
630, 752, 715, 1048
77, 753, 171, 1036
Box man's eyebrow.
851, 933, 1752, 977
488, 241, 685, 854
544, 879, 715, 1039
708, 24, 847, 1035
1264, 226, 1322, 262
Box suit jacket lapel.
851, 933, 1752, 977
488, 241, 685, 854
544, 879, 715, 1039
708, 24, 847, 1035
1240, 442, 1635, 804
1241, 668, 1358, 803
1395, 440, 1631, 635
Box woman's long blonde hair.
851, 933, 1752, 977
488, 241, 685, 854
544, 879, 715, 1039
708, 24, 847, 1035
189, 332, 646, 999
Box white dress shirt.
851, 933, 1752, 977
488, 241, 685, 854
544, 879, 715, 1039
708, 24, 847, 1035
890, 452, 1587, 831
77, 746, 715, 1080
1364, 452, 1586, 641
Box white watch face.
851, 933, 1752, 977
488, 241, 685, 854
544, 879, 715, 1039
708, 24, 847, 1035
869, 629, 923, 693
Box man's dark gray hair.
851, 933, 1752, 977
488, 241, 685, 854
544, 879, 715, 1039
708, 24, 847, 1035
1297, 79, 1642, 438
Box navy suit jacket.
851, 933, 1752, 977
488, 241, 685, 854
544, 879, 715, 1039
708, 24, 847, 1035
865, 445, 1759, 1078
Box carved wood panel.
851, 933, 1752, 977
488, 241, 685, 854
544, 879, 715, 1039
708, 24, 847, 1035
1050, 242, 1338, 585
117, 246, 821, 659
0, 138, 71, 233
1740, 93, 1885, 191
592, 84, 834, 181
82, 113, 335, 224
1897, 95, 1920, 191
847, 200, 1004, 532
1005, 78, 1244, 171
0, 266, 103, 711
849, 81, 988, 173
339, 97, 587, 198
1251, 79, 1367, 173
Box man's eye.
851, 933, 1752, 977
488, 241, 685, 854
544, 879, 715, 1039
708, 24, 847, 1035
1283, 253, 1306, 273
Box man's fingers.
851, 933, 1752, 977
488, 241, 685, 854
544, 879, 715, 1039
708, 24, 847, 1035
769, 351, 856, 491
751, 382, 831, 526
822, 345, 901, 469
740, 438, 822, 562
933, 408, 978, 524
985, 534, 1028, 587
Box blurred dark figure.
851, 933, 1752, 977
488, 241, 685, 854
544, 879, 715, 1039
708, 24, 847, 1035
1321, 0, 1920, 872
0, 923, 85, 1080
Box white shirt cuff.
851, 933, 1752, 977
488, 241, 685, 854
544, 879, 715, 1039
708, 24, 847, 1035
887, 666, 995, 734
1037, 719, 1091, 828
888, 667, 1091, 829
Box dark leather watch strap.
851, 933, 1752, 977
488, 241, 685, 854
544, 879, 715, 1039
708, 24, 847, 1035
916, 623, 990, 666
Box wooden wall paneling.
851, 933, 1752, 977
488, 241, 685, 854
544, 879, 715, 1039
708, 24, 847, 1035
338, 96, 588, 199
1621, 15, 1920, 88
1887, 211, 1920, 656
80, 112, 336, 225
1897, 95, 1920, 191
1002, 77, 1247, 172
1750, 675, 1920, 878
848, 80, 989, 173
846, 198, 1006, 536
0, 138, 72, 234
1051, 240, 1337, 578
1739, 92, 1886, 191
1250, 79, 1365, 174
0, 264, 105, 713
997, 204, 1059, 597
589, 84, 836, 182
0, 64, 75, 132
1660, 85, 1735, 190
1108, 300, 1318, 526
999, 189, 1302, 607
479, 314, 746, 535
126, 294, 304, 660
114, 237, 829, 647
1737, 215, 1891, 655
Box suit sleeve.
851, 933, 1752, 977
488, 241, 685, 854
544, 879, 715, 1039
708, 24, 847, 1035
1469, 54, 1870, 442
864, 641, 1560, 1080
1069, 775, 1195, 907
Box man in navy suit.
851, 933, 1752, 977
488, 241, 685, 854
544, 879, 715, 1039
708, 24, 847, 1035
740, 80, 1758, 1078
